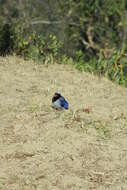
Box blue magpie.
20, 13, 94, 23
52, 92, 69, 110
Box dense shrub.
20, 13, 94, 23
0, 20, 61, 62
71, 49, 127, 86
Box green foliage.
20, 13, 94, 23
72, 49, 127, 86
60, 54, 73, 65
58, 0, 127, 59
18, 29, 61, 63
0, 20, 61, 62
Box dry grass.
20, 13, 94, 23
0, 55, 127, 190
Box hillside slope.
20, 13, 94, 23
0, 56, 127, 190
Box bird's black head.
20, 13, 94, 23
52, 92, 61, 102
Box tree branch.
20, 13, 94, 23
30, 20, 80, 26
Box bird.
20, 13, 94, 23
52, 92, 69, 110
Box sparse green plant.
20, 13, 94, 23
28, 104, 40, 113
92, 121, 111, 139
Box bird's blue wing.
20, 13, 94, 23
59, 96, 69, 109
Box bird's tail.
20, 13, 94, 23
63, 101, 69, 109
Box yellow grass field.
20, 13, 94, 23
0, 56, 127, 190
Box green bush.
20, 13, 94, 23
10, 20, 61, 62
0, 20, 61, 62
72, 48, 127, 86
